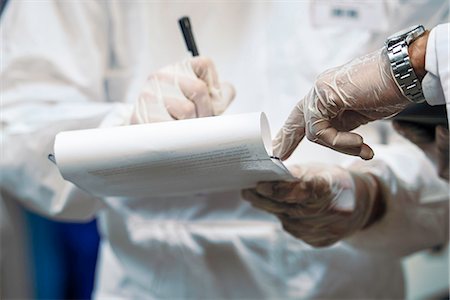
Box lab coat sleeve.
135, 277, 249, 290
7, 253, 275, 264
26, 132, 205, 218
0, 1, 133, 221
422, 23, 449, 106
345, 143, 449, 257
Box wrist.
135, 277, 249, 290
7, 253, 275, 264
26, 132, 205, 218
409, 30, 429, 81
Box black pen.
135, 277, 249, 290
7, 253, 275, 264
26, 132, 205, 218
178, 16, 199, 56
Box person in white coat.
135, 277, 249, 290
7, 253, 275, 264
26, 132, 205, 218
1, 1, 448, 299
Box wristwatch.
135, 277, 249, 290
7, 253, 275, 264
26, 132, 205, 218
385, 24, 426, 103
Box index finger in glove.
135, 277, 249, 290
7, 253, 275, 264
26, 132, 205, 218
272, 99, 307, 160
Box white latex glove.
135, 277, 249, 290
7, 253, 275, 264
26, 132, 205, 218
242, 164, 384, 247
273, 48, 410, 161
130, 57, 235, 124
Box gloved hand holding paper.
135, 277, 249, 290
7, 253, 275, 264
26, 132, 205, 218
53, 113, 293, 198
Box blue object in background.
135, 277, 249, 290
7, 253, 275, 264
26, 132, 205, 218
25, 210, 100, 300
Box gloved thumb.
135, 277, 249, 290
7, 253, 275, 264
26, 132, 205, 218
211, 81, 235, 115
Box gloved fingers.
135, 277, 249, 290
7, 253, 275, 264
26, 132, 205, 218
314, 135, 374, 159
331, 110, 375, 132
242, 188, 323, 218
279, 215, 329, 233
242, 188, 282, 213
307, 118, 362, 150
436, 125, 449, 180
307, 118, 374, 159
272, 100, 307, 160
131, 95, 173, 124
177, 76, 214, 117
392, 120, 434, 144
132, 57, 232, 124
255, 165, 355, 214
160, 57, 233, 117
190, 57, 235, 116
159, 57, 219, 93
242, 189, 297, 215
303, 237, 339, 248
210, 81, 235, 115
146, 72, 202, 120
255, 179, 331, 205
301, 233, 341, 247
255, 181, 309, 203
279, 210, 352, 233
149, 71, 212, 119
254, 177, 341, 218
163, 96, 197, 120
190, 57, 221, 90
279, 48, 408, 160
278, 216, 341, 247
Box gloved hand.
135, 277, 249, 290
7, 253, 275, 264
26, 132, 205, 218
273, 48, 410, 161
242, 164, 385, 247
393, 121, 449, 180
130, 57, 235, 124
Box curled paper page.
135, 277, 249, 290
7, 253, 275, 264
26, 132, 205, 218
54, 112, 293, 198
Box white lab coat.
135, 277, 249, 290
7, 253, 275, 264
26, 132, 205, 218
1, 1, 448, 299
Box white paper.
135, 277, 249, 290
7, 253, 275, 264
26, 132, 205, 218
54, 112, 293, 198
